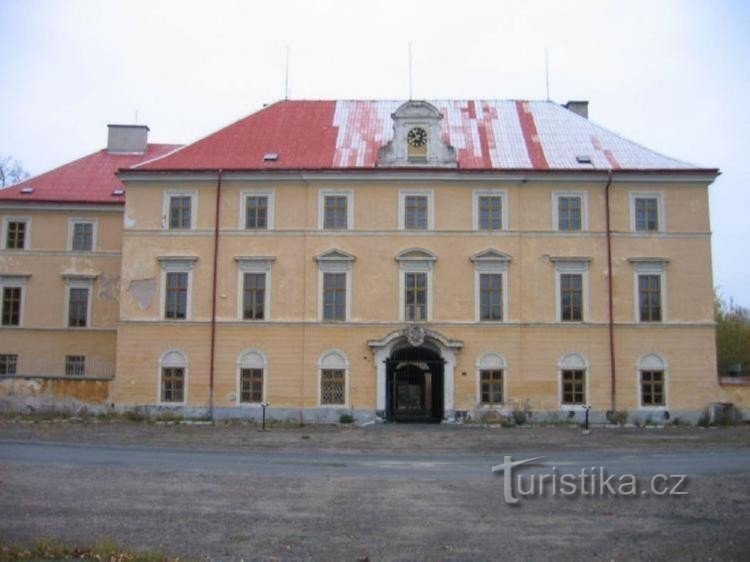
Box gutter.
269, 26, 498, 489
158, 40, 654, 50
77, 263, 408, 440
604, 170, 617, 413
208, 169, 224, 421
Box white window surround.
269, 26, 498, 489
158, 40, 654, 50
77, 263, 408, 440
552, 191, 588, 231
318, 189, 354, 230
396, 248, 436, 322
551, 257, 591, 323
629, 258, 669, 323
239, 189, 275, 230
471, 249, 511, 323
157, 349, 188, 405
67, 218, 98, 252
475, 352, 508, 407
629, 191, 665, 233
158, 256, 197, 321
636, 353, 669, 410
472, 189, 509, 231
234, 256, 275, 321
236, 349, 268, 406
317, 349, 349, 407
398, 189, 434, 231
0, 274, 29, 327
162, 190, 198, 230
558, 352, 590, 410
315, 249, 355, 322
62, 275, 96, 328
1, 216, 31, 250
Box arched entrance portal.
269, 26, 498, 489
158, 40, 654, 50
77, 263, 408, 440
386, 345, 444, 422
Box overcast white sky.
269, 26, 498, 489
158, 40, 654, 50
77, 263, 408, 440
1, 0, 748, 306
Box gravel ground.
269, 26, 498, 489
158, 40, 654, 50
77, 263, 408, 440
1, 421, 749, 561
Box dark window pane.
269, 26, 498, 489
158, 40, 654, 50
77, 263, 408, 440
1, 287, 21, 326
558, 196, 582, 231
65, 355, 85, 376
321, 369, 345, 404
405, 196, 428, 230
169, 196, 192, 229
641, 370, 665, 406
72, 223, 93, 251
638, 274, 662, 322
323, 272, 346, 321
478, 196, 502, 230
560, 274, 583, 321
324, 196, 348, 229
480, 369, 503, 404
0, 354, 17, 375
405, 272, 427, 320
635, 198, 659, 231
68, 287, 89, 327
245, 196, 268, 229
165, 272, 188, 319
480, 273, 503, 321
5, 221, 26, 249
562, 369, 586, 404
240, 368, 264, 403
161, 367, 184, 402
243, 273, 266, 320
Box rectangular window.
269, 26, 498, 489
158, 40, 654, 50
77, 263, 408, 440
242, 273, 266, 320
1, 287, 21, 326
68, 287, 89, 327
560, 273, 583, 322
635, 197, 659, 231
480, 273, 503, 321
404, 195, 428, 230
323, 195, 348, 230
562, 369, 586, 404
323, 272, 346, 321
480, 369, 503, 404
641, 370, 665, 406
404, 272, 427, 321
65, 355, 85, 376
321, 369, 345, 405
478, 196, 502, 230
245, 196, 268, 229
161, 367, 185, 402
0, 354, 17, 375
72, 222, 94, 251
168, 196, 192, 229
5, 221, 26, 249
165, 272, 188, 319
638, 274, 662, 322
239, 368, 264, 403
558, 196, 582, 231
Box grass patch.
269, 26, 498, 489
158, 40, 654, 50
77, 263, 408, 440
0, 538, 184, 561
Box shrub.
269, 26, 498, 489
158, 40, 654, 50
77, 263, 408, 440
339, 413, 354, 424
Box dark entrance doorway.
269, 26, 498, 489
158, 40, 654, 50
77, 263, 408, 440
385, 345, 444, 422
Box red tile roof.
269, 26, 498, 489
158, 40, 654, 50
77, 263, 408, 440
134, 100, 708, 172
0, 144, 180, 205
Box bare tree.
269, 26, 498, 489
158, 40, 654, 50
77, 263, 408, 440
0, 156, 31, 188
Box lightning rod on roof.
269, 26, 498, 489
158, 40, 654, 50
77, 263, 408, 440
408, 41, 413, 100
544, 48, 550, 101
284, 46, 290, 101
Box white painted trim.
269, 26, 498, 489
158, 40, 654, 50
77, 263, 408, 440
636, 353, 669, 410
0, 276, 27, 327
157, 349, 188, 406
552, 191, 588, 231
162, 189, 198, 230
318, 189, 354, 231
236, 349, 268, 406
553, 260, 590, 323
159, 261, 194, 321
317, 349, 350, 407
472, 189, 509, 231
557, 352, 590, 410
631, 260, 668, 323
63, 277, 93, 328
398, 189, 434, 231
67, 218, 98, 252
239, 189, 275, 230
235, 258, 274, 321
629, 191, 665, 233
475, 353, 508, 406
473, 258, 509, 323
1, 216, 31, 250
399, 269, 433, 322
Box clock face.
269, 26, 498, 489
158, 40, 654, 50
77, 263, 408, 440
407, 127, 427, 148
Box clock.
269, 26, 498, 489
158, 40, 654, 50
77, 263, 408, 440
407, 127, 427, 148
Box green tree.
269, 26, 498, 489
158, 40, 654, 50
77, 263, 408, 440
715, 292, 750, 376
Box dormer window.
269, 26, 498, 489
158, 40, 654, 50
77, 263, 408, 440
406, 127, 427, 161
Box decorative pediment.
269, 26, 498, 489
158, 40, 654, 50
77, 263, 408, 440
314, 249, 356, 262
368, 326, 464, 350
395, 248, 437, 262
377, 100, 457, 168
470, 249, 512, 263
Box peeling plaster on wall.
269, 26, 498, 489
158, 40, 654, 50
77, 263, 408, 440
97, 274, 120, 301
0, 378, 110, 414
127, 278, 157, 310
124, 213, 136, 228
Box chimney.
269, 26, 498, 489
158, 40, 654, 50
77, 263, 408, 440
564, 100, 589, 119
107, 124, 149, 154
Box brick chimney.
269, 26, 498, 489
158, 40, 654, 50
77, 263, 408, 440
564, 101, 589, 119
107, 124, 149, 154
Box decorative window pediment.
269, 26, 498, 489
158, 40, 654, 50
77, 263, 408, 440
395, 248, 437, 263
315, 249, 356, 263
470, 249, 512, 270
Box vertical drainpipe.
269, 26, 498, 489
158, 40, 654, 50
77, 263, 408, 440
604, 169, 616, 413
209, 169, 224, 422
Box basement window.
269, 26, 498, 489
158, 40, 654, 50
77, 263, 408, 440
0, 354, 17, 375
65, 355, 86, 376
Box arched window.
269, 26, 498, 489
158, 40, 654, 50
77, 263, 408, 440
638, 354, 667, 407
318, 350, 348, 406
558, 353, 588, 406
159, 350, 187, 404
237, 350, 267, 404
477, 353, 506, 405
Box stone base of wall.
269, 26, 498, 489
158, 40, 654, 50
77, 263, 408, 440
0, 376, 112, 415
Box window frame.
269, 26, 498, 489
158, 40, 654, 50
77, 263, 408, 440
552, 258, 590, 323
637, 354, 668, 410
158, 257, 197, 321
630, 259, 668, 323
0, 354, 18, 375
1, 216, 31, 250
552, 191, 588, 232
473, 190, 509, 231
236, 349, 267, 405
315, 250, 355, 322
318, 189, 354, 231
558, 353, 590, 410
0, 275, 28, 327
629, 192, 665, 233
63, 276, 94, 328
396, 249, 435, 322
157, 349, 188, 405
162, 190, 197, 231
240, 189, 275, 230
235, 257, 274, 321
317, 349, 349, 407
399, 189, 434, 231
476, 353, 507, 407
471, 250, 511, 323
65, 355, 86, 377
67, 218, 98, 252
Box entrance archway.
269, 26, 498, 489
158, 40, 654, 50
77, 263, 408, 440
386, 345, 444, 422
